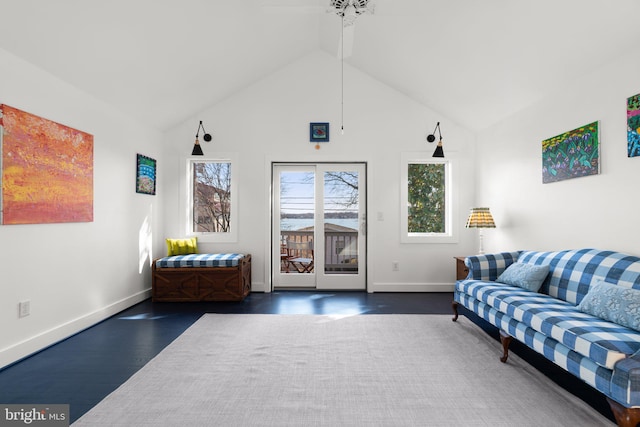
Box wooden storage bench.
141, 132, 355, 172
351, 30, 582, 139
152, 253, 251, 302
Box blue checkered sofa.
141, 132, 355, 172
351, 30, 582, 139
452, 249, 640, 426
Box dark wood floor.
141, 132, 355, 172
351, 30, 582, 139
0, 291, 614, 424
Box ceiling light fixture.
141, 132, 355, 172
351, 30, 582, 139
191, 120, 212, 156
427, 122, 445, 158
329, 0, 373, 25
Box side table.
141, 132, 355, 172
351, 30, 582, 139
454, 257, 469, 280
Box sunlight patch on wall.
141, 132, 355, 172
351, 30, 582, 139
139, 207, 153, 274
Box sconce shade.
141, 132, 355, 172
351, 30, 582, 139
465, 207, 496, 228
432, 140, 444, 158
191, 138, 204, 156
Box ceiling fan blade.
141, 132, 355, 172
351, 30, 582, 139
338, 24, 355, 59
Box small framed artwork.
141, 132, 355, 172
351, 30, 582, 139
542, 121, 599, 184
628, 93, 640, 157
310, 122, 330, 143
136, 154, 157, 195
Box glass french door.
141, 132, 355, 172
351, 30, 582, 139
272, 163, 366, 290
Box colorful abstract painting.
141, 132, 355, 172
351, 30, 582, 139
136, 154, 156, 195
628, 93, 640, 157
542, 121, 599, 184
0, 104, 93, 224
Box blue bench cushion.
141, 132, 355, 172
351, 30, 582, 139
156, 253, 245, 268
456, 280, 640, 369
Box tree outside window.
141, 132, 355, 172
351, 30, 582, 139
401, 154, 455, 243
192, 162, 231, 233
407, 163, 445, 234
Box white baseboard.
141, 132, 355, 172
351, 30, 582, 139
0, 289, 151, 370
250, 282, 267, 292
252, 283, 454, 293
370, 283, 455, 292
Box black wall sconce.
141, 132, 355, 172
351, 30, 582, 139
427, 122, 444, 158
192, 120, 212, 156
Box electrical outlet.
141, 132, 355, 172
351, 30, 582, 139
18, 300, 30, 318
392, 261, 399, 271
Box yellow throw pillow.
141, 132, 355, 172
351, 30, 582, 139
166, 237, 198, 256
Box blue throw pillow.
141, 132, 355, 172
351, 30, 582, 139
496, 262, 549, 292
577, 280, 640, 332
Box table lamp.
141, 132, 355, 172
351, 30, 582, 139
465, 207, 496, 254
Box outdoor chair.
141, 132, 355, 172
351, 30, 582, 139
284, 240, 314, 273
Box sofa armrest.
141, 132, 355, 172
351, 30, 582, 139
465, 251, 521, 281
611, 350, 640, 406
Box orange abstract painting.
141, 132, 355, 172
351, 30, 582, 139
0, 104, 93, 224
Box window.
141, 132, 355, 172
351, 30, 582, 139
400, 153, 457, 243
187, 156, 237, 242
408, 163, 446, 233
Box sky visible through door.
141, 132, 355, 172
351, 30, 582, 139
280, 171, 359, 232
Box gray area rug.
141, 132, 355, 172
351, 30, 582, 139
73, 314, 613, 426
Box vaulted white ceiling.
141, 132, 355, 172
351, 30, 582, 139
1, 0, 639, 132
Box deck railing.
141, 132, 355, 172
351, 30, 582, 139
280, 229, 358, 273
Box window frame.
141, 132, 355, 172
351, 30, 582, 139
400, 152, 458, 244
185, 154, 238, 243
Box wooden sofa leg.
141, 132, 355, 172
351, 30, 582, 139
607, 398, 640, 427
452, 301, 459, 322
499, 330, 512, 363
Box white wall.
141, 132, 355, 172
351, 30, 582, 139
0, 48, 165, 368
476, 47, 640, 255
163, 51, 478, 292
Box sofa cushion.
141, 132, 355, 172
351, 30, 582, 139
454, 291, 614, 396
456, 280, 640, 369
497, 262, 549, 292
464, 251, 520, 281
518, 249, 640, 305
577, 280, 640, 332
